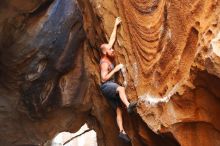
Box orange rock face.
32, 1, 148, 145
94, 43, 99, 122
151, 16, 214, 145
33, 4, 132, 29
78, 0, 220, 146
0, 0, 220, 146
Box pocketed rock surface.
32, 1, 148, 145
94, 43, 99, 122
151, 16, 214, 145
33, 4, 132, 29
0, 0, 220, 146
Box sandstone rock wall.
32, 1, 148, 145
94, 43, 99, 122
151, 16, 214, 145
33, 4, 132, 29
0, 0, 220, 146
0, 0, 89, 145
77, 0, 220, 146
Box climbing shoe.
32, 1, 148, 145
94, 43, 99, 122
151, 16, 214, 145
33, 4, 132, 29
127, 101, 137, 113
118, 131, 131, 143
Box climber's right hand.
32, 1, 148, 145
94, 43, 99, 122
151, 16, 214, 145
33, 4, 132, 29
115, 17, 122, 26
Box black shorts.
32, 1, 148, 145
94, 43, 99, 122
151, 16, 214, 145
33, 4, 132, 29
100, 81, 121, 110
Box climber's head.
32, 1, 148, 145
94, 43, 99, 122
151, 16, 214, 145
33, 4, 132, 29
100, 43, 115, 58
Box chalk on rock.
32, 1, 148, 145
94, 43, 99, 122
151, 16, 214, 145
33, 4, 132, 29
118, 64, 124, 69
123, 81, 127, 87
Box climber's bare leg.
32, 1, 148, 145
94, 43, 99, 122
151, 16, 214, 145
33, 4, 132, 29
117, 86, 130, 108
116, 107, 126, 133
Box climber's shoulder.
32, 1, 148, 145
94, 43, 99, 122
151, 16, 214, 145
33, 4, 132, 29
100, 58, 111, 65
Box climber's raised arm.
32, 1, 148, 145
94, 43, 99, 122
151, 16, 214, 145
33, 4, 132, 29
108, 17, 121, 48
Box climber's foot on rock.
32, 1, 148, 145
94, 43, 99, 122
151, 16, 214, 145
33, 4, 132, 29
118, 130, 131, 143
127, 101, 137, 113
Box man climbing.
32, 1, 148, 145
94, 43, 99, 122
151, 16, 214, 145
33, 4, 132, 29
99, 17, 137, 143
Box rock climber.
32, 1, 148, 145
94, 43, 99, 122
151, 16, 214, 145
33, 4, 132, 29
99, 17, 137, 143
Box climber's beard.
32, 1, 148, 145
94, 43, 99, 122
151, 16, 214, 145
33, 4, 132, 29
106, 52, 115, 60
